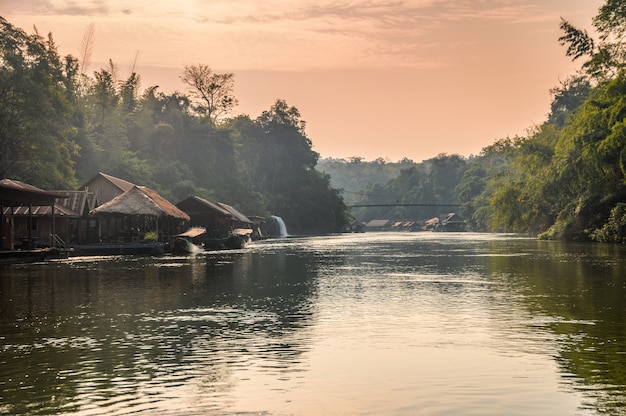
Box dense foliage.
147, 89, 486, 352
453, 0, 626, 240
0, 16, 349, 234
319, 1, 626, 242
316, 157, 417, 206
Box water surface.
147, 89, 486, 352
1, 233, 626, 415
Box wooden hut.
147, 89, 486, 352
1, 189, 98, 246
365, 219, 391, 231
176, 196, 252, 239
79, 172, 135, 205
90, 186, 190, 243
0, 179, 68, 250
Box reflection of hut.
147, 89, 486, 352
176, 196, 252, 239
0, 179, 68, 250
90, 186, 189, 243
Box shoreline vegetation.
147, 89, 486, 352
2, 1, 626, 242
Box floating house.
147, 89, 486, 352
439, 213, 466, 232
365, 219, 391, 231
0, 179, 72, 250
425, 217, 440, 231
176, 196, 252, 240
90, 185, 190, 244
0, 179, 72, 264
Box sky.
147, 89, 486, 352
3, 0, 604, 162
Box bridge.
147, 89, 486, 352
349, 203, 461, 208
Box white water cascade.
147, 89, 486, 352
270, 215, 289, 238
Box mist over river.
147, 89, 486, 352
1, 233, 626, 415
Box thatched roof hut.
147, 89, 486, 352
91, 186, 189, 221
176, 195, 252, 239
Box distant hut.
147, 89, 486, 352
425, 217, 440, 231
365, 219, 391, 231
440, 213, 466, 232
90, 186, 189, 243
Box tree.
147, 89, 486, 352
559, 1, 626, 80
180, 64, 238, 123
0, 17, 78, 188
248, 100, 348, 233
548, 75, 591, 128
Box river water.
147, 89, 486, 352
1, 232, 626, 415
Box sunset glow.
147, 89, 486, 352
4, 0, 603, 161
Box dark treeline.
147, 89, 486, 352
0, 17, 350, 235
319, 1, 626, 242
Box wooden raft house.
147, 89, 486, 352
0, 179, 70, 263
176, 196, 254, 248
86, 186, 190, 253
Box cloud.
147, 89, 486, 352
6, 0, 110, 16
4, 0, 583, 71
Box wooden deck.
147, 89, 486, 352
0, 248, 68, 265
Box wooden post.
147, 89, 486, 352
51, 200, 56, 248
28, 203, 32, 250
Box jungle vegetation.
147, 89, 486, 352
0, 16, 349, 235
318, 1, 626, 242
3, 0, 626, 241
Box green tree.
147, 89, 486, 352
0, 17, 78, 188
559, 0, 626, 80
543, 73, 626, 240
250, 100, 349, 233
548, 75, 592, 128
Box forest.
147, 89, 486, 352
3, 0, 626, 241
0, 16, 349, 235
319, 0, 626, 243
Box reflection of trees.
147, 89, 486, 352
487, 240, 626, 413
0, 251, 323, 413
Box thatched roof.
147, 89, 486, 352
90, 186, 190, 220
216, 202, 252, 224
176, 195, 232, 217
176, 196, 251, 224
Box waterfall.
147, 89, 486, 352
270, 215, 288, 238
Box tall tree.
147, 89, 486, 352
559, 0, 626, 80
251, 100, 348, 233
180, 64, 238, 123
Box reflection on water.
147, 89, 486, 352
1, 233, 626, 415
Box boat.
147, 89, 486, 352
224, 228, 253, 249
171, 227, 206, 254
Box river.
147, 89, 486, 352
1, 232, 625, 415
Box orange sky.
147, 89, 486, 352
4, 0, 603, 162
